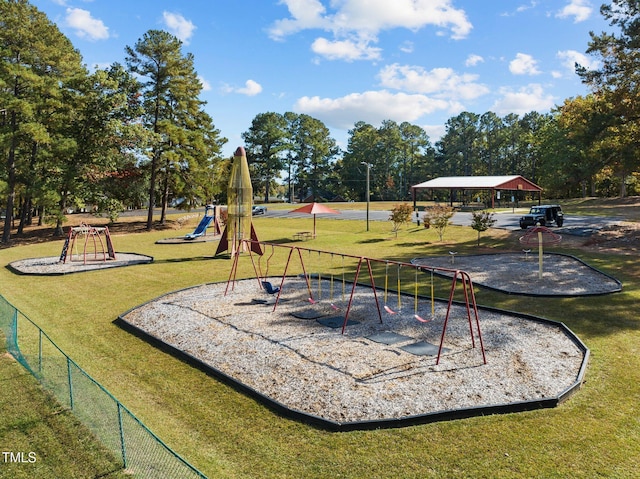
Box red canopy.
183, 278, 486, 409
288, 202, 340, 237
289, 202, 340, 215
519, 226, 562, 246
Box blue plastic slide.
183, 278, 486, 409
185, 206, 215, 240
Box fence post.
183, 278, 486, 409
10, 309, 18, 352
38, 330, 43, 373
117, 403, 128, 469
67, 357, 74, 410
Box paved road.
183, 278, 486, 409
125, 206, 619, 236
261, 207, 620, 235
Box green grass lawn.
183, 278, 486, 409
1, 206, 639, 478
0, 346, 131, 479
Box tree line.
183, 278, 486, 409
2, 0, 640, 243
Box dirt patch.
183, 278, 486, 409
581, 221, 640, 254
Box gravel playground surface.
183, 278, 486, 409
119, 271, 591, 429
412, 252, 622, 296
8, 248, 606, 428
8, 252, 153, 275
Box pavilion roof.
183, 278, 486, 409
411, 175, 542, 192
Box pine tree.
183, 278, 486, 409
125, 29, 226, 229
242, 112, 288, 203
0, 0, 85, 243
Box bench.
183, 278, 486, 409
293, 231, 313, 241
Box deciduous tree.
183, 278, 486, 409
470, 210, 496, 246
577, 0, 640, 196
389, 203, 413, 238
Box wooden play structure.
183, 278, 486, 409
59, 224, 116, 264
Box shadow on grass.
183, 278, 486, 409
265, 237, 299, 245
153, 256, 223, 264
395, 241, 433, 247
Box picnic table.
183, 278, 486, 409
293, 231, 313, 241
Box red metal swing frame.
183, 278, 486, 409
225, 240, 486, 365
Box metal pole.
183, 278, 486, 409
117, 403, 128, 469
67, 358, 74, 410
361, 162, 370, 231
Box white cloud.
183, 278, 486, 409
238, 80, 263, 96
509, 53, 541, 75
400, 41, 414, 53
557, 49, 599, 74
269, 0, 329, 39
296, 63, 491, 130
311, 37, 381, 61
223, 80, 263, 96
198, 76, 212, 92
500, 1, 539, 17
491, 84, 556, 116
65, 8, 109, 41
556, 0, 592, 23
378, 63, 489, 100
162, 12, 196, 44
517, 1, 539, 13
422, 124, 446, 142
269, 0, 472, 61
465, 54, 484, 67
294, 90, 453, 130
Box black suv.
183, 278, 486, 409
519, 205, 564, 229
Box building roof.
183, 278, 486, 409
411, 175, 542, 192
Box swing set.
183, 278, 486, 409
225, 239, 486, 365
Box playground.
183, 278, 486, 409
117, 241, 592, 430
155, 205, 223, 244
7, 222, 152, 275
3, 200, 639, 477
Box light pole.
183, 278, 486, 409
361, 162, 371, 231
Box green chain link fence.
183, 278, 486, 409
0, 294, 208, 479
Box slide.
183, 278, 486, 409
184, 206, 216, 240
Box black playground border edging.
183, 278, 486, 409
412, 252, 622, 297
6, 253, 154, 276
114, 281, 590, 432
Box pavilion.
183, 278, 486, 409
411, 175, 542, 209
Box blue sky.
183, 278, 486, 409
33, 0, 608, 156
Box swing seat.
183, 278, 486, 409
262, 281, 280, 295
309, 297, 341, 311
414, 314, 433, 323
384, 305, 399, 315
